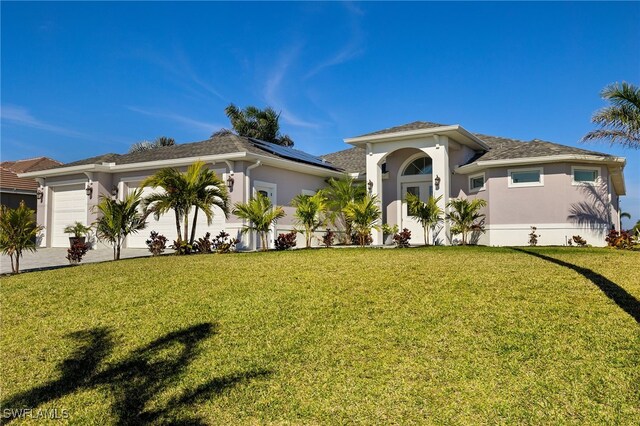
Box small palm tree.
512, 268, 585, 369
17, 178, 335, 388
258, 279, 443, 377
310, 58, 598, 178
322, 176, 366, 244
184, 164, 229, 245
344, 195, 382, 247
292, 192, 327, 248
233, 193, 285, 250
0, 201, 44, 273
94, 189, 147, 260
142, 167, 188, 243
446, 198, 488, 245
406, 194, 443, 245
582, 82, 640, 149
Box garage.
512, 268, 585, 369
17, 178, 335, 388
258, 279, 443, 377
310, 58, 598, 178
50, 184, 88, 247
125, 185, 227, 248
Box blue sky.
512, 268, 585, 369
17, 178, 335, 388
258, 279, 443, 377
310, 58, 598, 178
1, 1, 639, 227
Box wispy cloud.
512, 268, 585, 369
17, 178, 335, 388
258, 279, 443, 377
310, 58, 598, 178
1, 104, 88, 138
304, 3, 365, 79
137, 46, 225, 103
127, 106, 224, 134
263, 45, 320, 129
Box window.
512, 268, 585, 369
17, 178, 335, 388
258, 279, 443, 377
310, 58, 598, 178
508, 167, 543, 187
402, 157, 432, 176
469, 173, 485, 192
572, 167, 599, 184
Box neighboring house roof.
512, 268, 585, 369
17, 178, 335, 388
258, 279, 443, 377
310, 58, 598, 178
44, 133, 341, 172
0, 157, 63, 192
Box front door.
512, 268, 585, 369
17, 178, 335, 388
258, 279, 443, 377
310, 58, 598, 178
401, 182, 431, 245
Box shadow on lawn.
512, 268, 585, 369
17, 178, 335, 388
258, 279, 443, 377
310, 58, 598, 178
512, 248, 640, 324
1, 323, 271, 425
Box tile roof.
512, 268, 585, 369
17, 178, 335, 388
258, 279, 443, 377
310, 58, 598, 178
0, 157, 63, 192
54, 133, 341, 171
354, 121, 449, 138
321, 147, 366, 175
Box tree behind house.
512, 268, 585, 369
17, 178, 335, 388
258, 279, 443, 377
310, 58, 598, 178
223, 104, 294, 147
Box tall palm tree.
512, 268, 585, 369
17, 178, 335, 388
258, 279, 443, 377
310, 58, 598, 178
344, 195, 382, 247
406, 194, 443, 245
129, 136, 176, 153
0, 201, 44, 273
582, 82, 640, 149
233, 193, 285, 250
322, 176, 366, 244
224, 104, 294, 146
141, 167, 188, 243
141, 161, 230, 245
94, 189, 147, 260
292, 192, 327, 248
446, 198, 488, 245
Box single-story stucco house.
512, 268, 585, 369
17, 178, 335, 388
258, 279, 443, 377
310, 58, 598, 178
19, 121, 626, 248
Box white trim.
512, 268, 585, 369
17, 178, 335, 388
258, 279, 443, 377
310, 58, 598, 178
468, 172, 485, 193
344, 124, 490, 150
508, 167, 544, 188
19, 151, 345, 179
48, 178, 89, 187
571, 165, 601, 186
455, 154, 625, 174
0, 189, 36, 195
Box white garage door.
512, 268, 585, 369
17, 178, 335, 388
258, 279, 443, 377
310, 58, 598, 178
51, 184, 87, 247
126, 185, 227, 248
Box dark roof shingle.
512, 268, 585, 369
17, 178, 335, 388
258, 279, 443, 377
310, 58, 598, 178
354, 121, 449, 138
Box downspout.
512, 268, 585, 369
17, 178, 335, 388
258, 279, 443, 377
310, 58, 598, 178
244, 160, 262, 250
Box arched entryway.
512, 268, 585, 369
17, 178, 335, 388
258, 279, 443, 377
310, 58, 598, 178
398, 154, 433, 244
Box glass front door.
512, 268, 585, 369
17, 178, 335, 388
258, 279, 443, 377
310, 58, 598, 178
401, 182, 432, 244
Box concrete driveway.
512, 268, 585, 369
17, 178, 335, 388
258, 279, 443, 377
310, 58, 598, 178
1, 248, 153, 275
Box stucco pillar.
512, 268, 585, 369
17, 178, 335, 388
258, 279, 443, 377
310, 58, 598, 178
429, 135, 450, 245
366, 144, 385, 245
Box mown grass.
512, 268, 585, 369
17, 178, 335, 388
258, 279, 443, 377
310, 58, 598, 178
1, 246, 639, 424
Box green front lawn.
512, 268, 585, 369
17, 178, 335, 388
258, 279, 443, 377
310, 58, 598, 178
1, 247, 639, 424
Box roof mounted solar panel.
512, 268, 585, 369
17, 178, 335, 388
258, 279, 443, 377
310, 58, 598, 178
249, 138, 340, 170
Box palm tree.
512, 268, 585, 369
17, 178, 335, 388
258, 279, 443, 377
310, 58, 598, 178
94, 189, 148, 260
344, 195, 382, 247
582, 82, 640, 149
406, 194, 443, 245
446, 198, 488, 245
322, 176, 366, 244
142, 161, 230, 245
621, 211, 631, 220
223, 104, 294, 146
129, 136, 176, 153
233, 193, 285, 250
0, 201, 44, 273
292, 192, 327, 248
187, 166, 229, 245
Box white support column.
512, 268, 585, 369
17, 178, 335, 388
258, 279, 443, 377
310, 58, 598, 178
366, 145, 386, 245
429, 135, 450, 245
